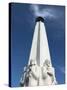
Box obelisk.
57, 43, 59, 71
20, 17, 57, 86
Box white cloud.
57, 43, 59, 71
30, 4, 57, 19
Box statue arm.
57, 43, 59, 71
47, 67, 57, 84
47, 67, 54, 76
30, 66, 39, 80
42, 67, 47, 79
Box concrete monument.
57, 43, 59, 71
20, 17, 57, 86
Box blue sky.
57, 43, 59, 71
10, 3, 65, 87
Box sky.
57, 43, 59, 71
10, 3, 65, 87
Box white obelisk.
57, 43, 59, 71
20, 17, 57, 86
28, 17, 52, 67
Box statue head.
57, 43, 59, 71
43, 59, 51, 67
30, 59, 36, 65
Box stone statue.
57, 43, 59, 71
20, 59, 57, 86
20, 60, 40, 86
27, 60, 40, 86
20, 66, 28, 86
42, 59, 57, 85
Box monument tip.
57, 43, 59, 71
36, 17, 44, 22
